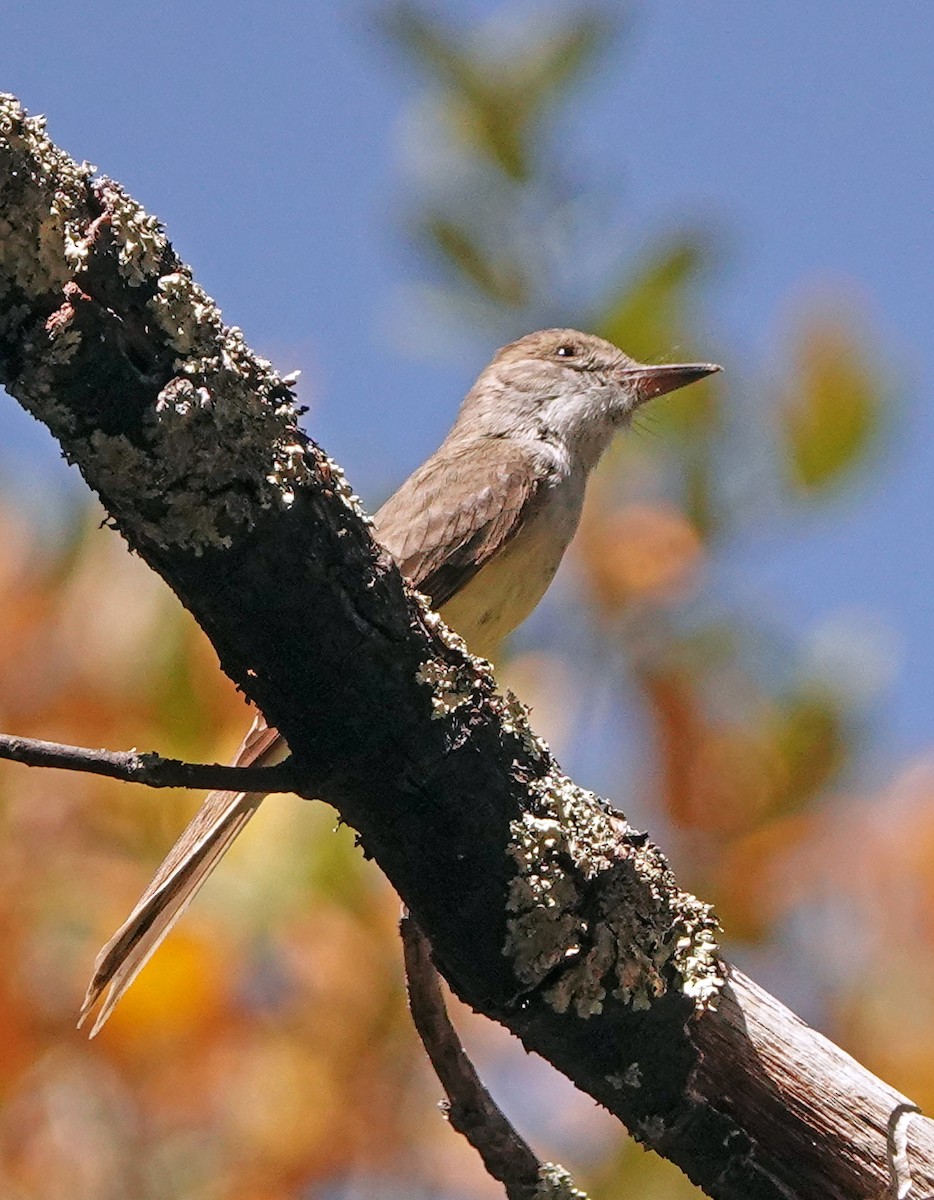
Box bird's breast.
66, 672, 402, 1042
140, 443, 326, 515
438, 473, 584, 662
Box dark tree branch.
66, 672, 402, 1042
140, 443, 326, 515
2, 94, 934, 1200
0, 732, 301, 793
401, 914, 588, 1200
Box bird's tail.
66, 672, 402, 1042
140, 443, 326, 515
79, 718, 286, 1036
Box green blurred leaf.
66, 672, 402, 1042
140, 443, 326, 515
384, 3, 529, 177
505, 13, 607, 111
385, 4, 611, 180
383, 3, 480, 95
423, 212, 528, 305
780, 317, 883, 493
772, 687, 847, 811
683, 444, 717, 538
597, 235, 722, 438
596, 235, 710, 361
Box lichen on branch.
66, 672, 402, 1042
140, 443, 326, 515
0, 93, 316, 554
505, 767, 722, 1019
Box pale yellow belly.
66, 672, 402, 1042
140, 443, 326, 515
438, 508, 574, 662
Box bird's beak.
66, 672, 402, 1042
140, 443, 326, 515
624, 361, 721, 406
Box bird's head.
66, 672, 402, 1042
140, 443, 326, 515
456, 328, 720, 467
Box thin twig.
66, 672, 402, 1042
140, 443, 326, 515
402, 914, 586, 1200
0, 732, 301, 793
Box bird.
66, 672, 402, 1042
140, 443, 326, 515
79, 328, 720, 1034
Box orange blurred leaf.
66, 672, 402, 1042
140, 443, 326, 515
579, 502, 704, 611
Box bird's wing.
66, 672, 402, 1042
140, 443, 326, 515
79, 715, 284, 1035
375, 436, 550, 607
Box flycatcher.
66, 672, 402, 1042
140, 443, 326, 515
80, 328, 719, 1033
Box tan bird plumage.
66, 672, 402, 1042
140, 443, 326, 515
80, 329, 719, 1033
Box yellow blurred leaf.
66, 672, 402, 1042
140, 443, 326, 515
101, 927, 230, 1046
779, 314, 884, 492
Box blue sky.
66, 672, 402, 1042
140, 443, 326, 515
2, 2, 933, 767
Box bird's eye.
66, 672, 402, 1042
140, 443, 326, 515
555, 344, 579, 358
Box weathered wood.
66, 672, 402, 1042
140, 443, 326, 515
2, 94, 932, 1199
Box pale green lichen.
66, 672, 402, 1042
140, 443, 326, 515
62, 281, 313, 551
534, 1162, 589, 1199
492, 688, 550, 761
606, 1061, 642, 1090
320, 453, 372, 525
408, 583, 503, 717
673, 925, 723, 1009
1, 95, 318, 554
413, 597, 474, 662
634, 1115, 667, 1147
0, 95, 94, 300
102, 180, 166, 285
505, 768, 723, 1019
415, 656, 475, 717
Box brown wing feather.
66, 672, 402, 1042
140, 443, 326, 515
375, 437, 547, 607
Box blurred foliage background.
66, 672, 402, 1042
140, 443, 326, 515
0, 5, 930, 1199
